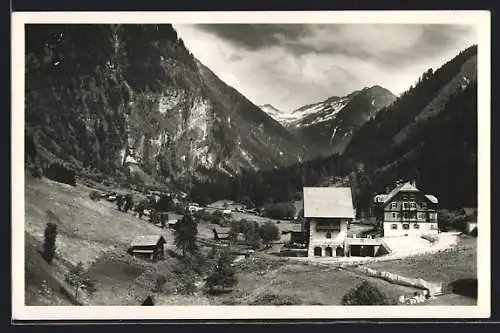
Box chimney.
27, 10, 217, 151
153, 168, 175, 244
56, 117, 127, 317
411, 179, 417, 188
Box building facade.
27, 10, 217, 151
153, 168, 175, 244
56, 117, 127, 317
303, 187, 355, 257
374, 182, 439, 237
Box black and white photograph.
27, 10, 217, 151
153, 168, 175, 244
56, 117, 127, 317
12, 10, 490, 320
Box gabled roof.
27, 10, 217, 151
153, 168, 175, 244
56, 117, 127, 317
131, 235, 166, 247
303, 187, 355, 219
382, 182, 419, 206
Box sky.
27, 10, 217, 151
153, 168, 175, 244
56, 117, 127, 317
174, 24, 476, 112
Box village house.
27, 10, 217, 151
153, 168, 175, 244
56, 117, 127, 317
303, 187, 355, 257
128, 235, 166, 262
374, 181, 439, 237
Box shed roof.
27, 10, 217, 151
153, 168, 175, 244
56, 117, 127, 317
303, 187, 355, 219
131, 235, 166, 247
425, 194, 438, 204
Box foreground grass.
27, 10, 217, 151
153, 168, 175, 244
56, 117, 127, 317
364, 236, 477, 287
209, 255, 420, 305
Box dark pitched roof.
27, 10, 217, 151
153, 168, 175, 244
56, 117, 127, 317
131, 235, 166, 247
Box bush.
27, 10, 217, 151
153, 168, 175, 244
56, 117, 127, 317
263, 202, 296, 219
122, 194, 134, 212
341, 281, 391, 305
174, 213, 198, 256
172, 260, 197, 295
152, 274, 167, 292
258, 221, 280, 246
30, 166, 43, 178
42, 222, 57, 264
44, 163, 76, 186
229, 219, 262, 249
89, 190, 101, 201
205, 249, 238, 293
64, 262, 96, 299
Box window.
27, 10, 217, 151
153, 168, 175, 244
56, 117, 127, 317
402, 223, 410, 230
413, 223, 420, 229
403, 212, 409, 220
410, 202, 416, 209
429, 212, 437, 221
391, 202, 397, 209
326, 231, 332, 239
403, 202, 409, 210
392, 212, 396, 219
391, 224, 398, 230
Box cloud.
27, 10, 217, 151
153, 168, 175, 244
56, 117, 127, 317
174, 23, 476, 112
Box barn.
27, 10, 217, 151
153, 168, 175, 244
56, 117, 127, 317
128, 235, 166, 262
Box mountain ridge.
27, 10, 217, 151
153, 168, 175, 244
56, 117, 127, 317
288, 85, 397, 154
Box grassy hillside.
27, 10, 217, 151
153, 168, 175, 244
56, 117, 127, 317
24, 173, 180, 305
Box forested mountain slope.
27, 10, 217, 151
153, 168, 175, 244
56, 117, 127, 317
25, 24, 312, 189
189, 45, 478, 212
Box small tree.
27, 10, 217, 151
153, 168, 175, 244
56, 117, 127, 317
64, 262, 96, 300
258, 221, 280, 247
205, 249, 238, 292
341, 281, 390, 305
116, 195, 124, 211
174, 212, 198, 256
43, 222, 57, 264
123, 194, 134, 212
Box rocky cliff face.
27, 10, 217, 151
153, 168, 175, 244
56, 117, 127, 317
25, 24, 311, 187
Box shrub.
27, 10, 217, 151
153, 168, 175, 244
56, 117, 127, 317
258, 221, 280, 246
263, 202, 296, 219
89, 190, 101, 201
341, 281, 391, 305
205, 249, 238, 293
174, 213, 198, 257
30, 166, 43, 178
229, 219, 262, 249
122, 194, 134, 212
42, 222, 57, 264
438, 209, 455, 231
152, 274, 167, 292
173, 260, 198, 295
44, 163, 76, 186
64, 262, 96, 300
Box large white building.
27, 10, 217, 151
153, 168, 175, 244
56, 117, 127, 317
374, 181, 439, 237
303, 187, 355, 257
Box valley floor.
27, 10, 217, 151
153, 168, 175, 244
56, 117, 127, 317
22, 174, 477, 307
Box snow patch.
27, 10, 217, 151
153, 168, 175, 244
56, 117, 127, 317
329, 126, 339, 145
300, 98, 349, 127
